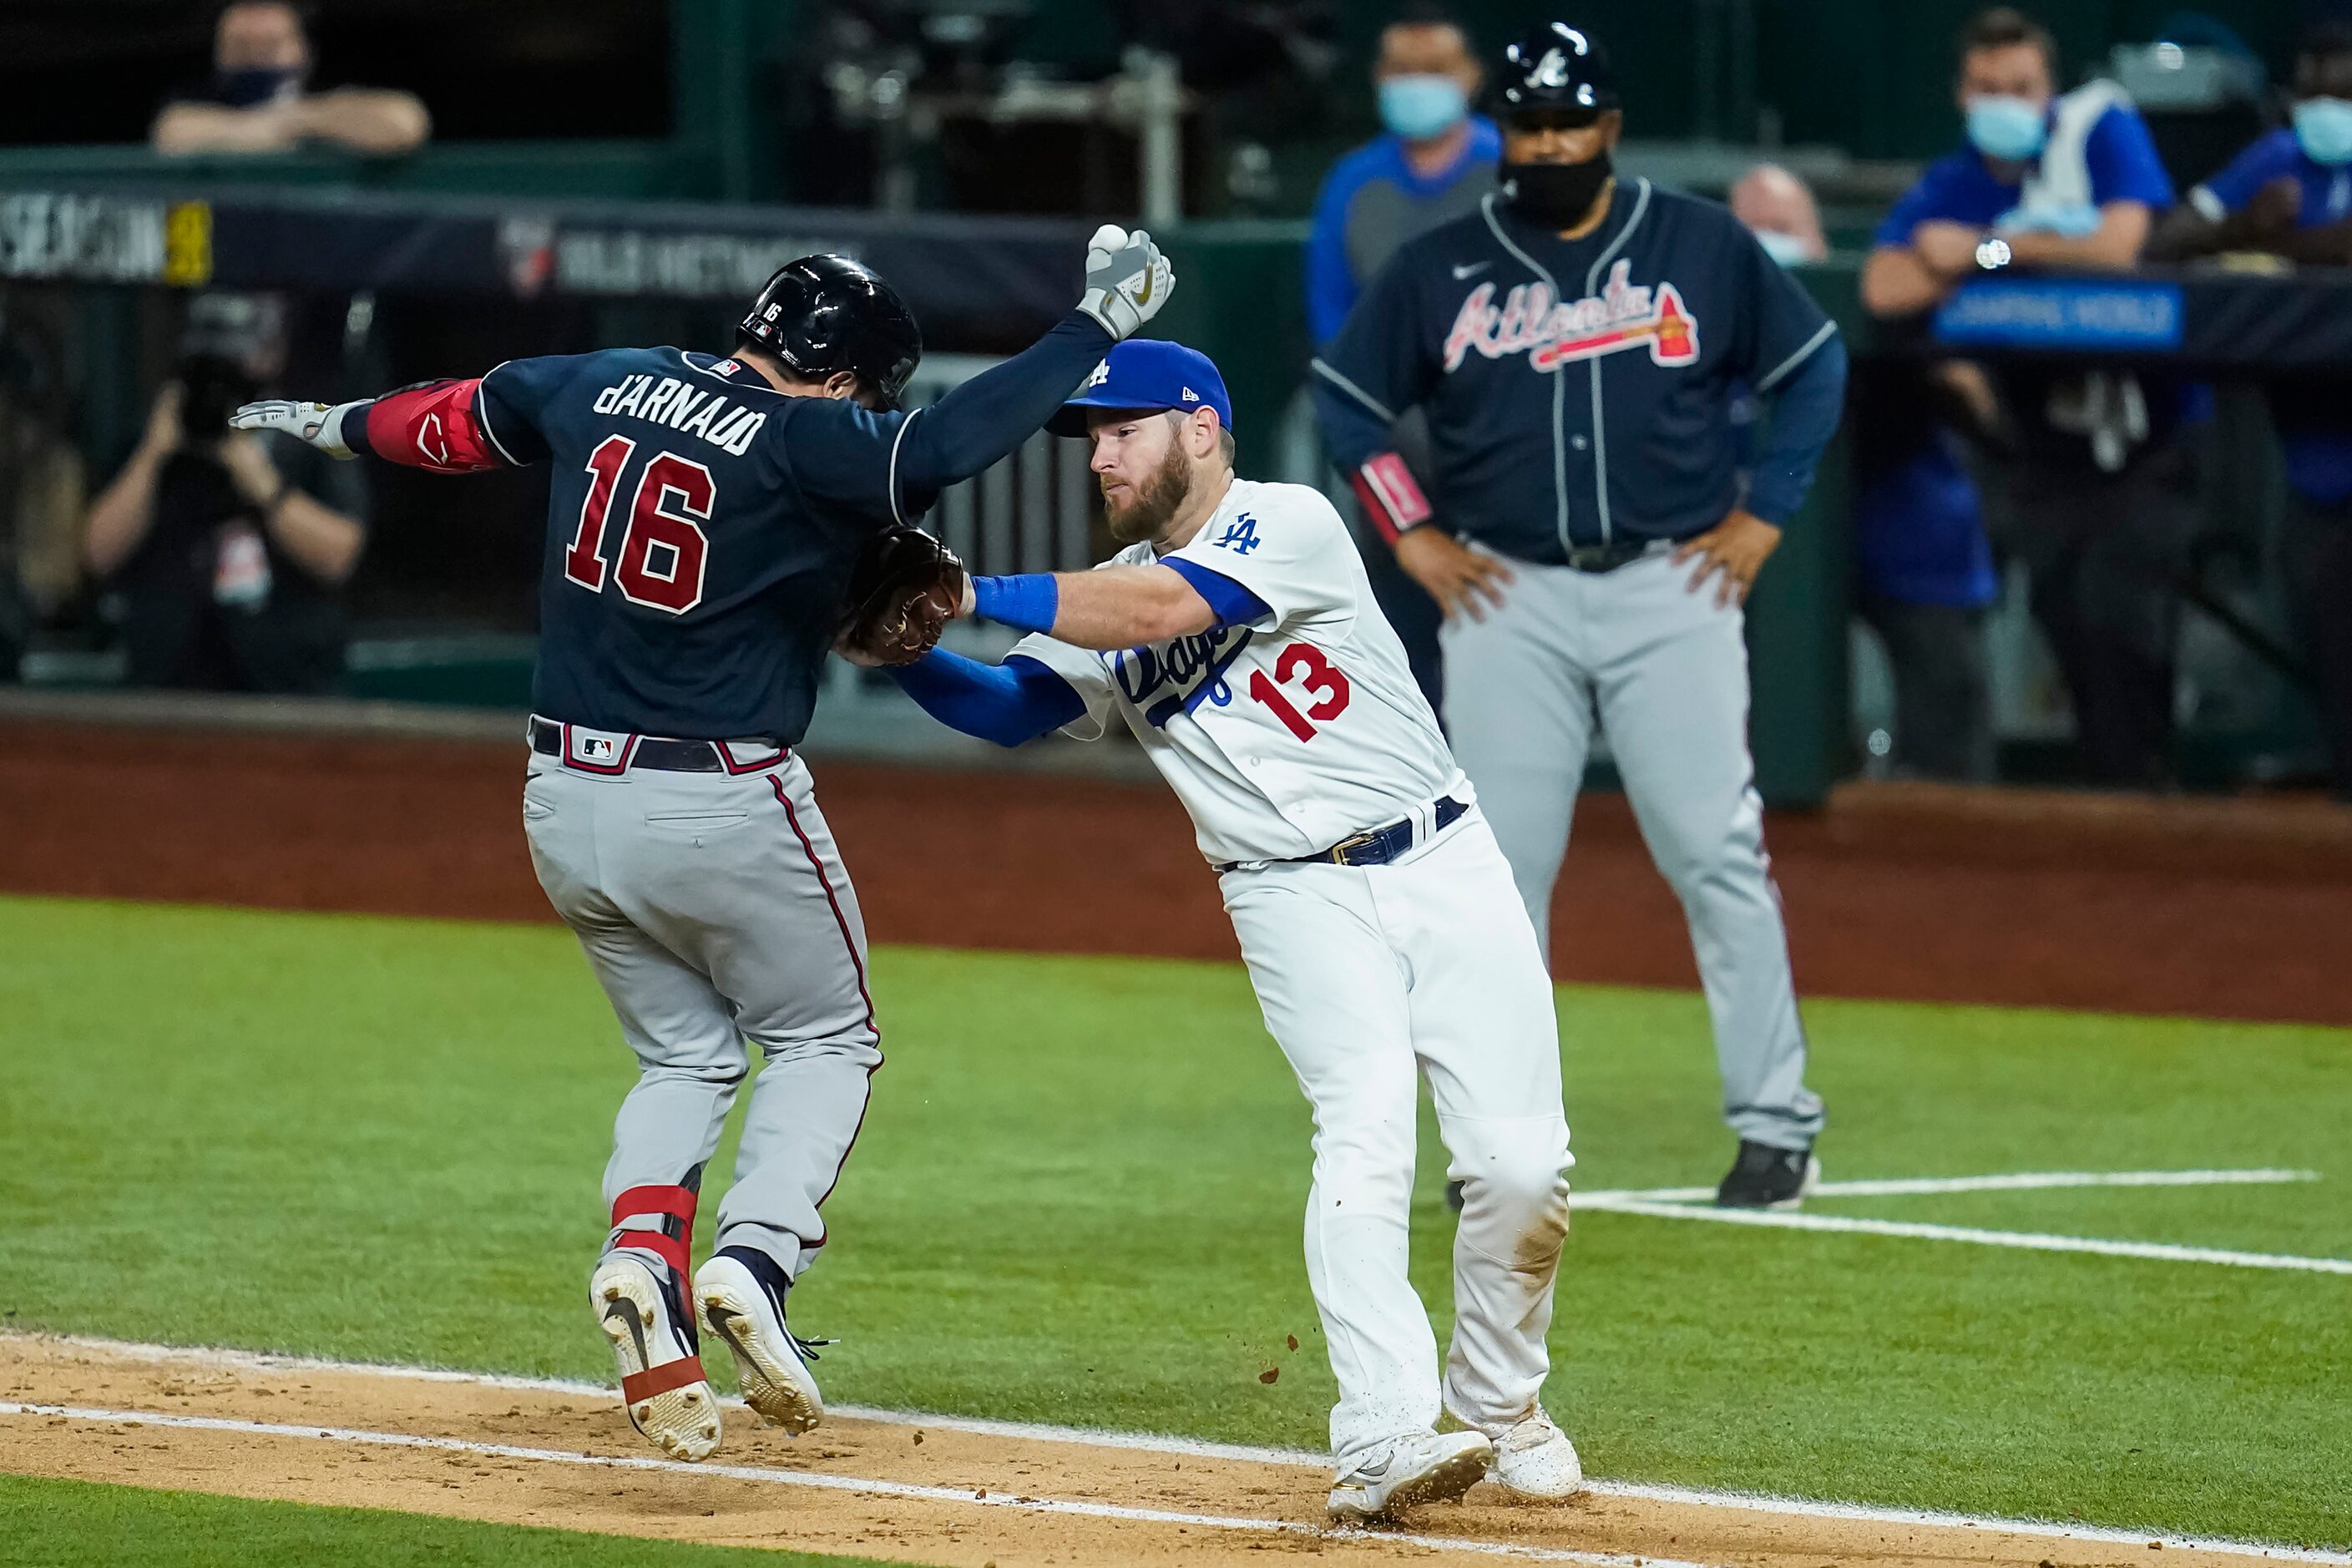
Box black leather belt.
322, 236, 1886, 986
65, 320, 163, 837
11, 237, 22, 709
529, 716, 783, 774
1564, 538, 1677, 574
1217, 795, 1468, 873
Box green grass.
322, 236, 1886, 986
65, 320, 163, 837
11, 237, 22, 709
0, 1474, 902, 1566
0, 895, 2346, 1548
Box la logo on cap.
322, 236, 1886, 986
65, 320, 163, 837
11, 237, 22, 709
1085, 360, 1111, 389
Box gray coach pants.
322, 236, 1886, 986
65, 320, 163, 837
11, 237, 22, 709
1440, 551, 1824, 1151
524, 742, 882, 1278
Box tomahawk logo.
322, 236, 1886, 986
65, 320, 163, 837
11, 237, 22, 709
1443, 259, 1700, 374
1527, 48, 1572, 89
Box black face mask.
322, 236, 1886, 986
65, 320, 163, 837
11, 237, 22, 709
213, 66, 302, 109
1503, 152, 1614, 230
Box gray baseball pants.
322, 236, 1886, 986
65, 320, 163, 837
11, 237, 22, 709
1439, 550, 1824, 1151
523, 741, 882, 1278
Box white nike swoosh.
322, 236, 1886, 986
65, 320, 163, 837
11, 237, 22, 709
1451, 261, 1490, 280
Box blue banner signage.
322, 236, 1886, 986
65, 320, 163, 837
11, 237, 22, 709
1933, 278, 2185, 351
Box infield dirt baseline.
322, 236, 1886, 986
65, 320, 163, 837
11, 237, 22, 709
3, 1330, 2344, 1568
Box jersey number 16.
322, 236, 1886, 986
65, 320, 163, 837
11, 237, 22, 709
564, 435, 712, 615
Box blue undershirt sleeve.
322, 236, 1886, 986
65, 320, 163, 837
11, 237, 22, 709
888, 648, 1086, 748
1744, 334, 1849, 527
1162, 558, 1272, 629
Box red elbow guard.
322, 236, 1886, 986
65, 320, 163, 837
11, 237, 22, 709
362, 378, 507, 473
1349, 452, 1434, 544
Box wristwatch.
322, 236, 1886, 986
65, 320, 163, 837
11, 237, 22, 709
1973, 235, 2014, 272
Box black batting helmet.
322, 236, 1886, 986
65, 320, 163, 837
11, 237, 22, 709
1498, 22, 1621, 118
738, 255, 922, 412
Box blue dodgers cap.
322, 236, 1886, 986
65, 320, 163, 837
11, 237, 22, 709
1047, 338, 1232, 437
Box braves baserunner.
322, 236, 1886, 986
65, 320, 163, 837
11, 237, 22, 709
234, 228, 1176, 1462
1313, 22, 1849, 1208
886, 339, 1585, 1525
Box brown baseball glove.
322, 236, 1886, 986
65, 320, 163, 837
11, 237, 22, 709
834, 525, 968, 666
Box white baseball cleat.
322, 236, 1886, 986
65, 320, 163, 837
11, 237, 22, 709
1326, 1429, 1495, 1523
590, 1252, 721, 1462
695, 1250, 825, 1435
1485, 1409, 1586, 1501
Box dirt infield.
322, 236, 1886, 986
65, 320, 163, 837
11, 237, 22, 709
2, 717, 2348, 1023
0, 1335, 2297, 1568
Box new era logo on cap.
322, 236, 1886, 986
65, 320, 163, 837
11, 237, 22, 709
1181, 387, 1199, 402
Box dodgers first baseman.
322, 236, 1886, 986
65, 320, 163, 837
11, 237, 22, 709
234, 231, 1176, 1462
1313, 23, 1849, 1209
888, 339, 1581, 1524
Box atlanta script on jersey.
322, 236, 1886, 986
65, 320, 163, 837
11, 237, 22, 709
1313, 181, 1838, 560
1009, 478, 1464, 867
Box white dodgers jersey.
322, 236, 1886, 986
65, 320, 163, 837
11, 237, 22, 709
1013, 478, 1465, 866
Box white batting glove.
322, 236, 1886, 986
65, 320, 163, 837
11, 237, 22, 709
1076, 224, 1175, 341
230, 398, 366, 460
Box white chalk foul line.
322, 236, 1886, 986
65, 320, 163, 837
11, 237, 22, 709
0, 1400, 1712, 1568
1576, 1196, 2352, 1274
1573, 1167, 2323, 1206
13, 1333, 2350, 1563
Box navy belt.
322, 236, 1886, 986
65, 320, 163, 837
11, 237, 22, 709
529, 716, 785, 775
1218, 795, 1468, 873
1564, 538, 1677, 574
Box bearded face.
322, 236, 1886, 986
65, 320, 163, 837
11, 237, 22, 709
1101, 419, 1196, 544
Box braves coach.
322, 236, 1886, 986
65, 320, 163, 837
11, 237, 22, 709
1312, 22, 1846, 1207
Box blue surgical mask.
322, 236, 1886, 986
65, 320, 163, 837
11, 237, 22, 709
1965, 94, 2048, 162
2294, 96, 2352, 167
1379, 75, 1469, 142
213, 66, 302, 109
1754, 228, 1813, 267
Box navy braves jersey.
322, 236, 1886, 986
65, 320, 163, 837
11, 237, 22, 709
1313, 181, 1839, 561
353, 313, 1112, 743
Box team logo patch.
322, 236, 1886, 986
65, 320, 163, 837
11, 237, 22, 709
1443, 259, 1699, 374
1084, 360, 1111, 389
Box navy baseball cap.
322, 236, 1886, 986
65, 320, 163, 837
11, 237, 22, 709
1047, 338, 1232, 437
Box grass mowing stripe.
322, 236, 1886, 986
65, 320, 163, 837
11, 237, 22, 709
0, 1401, 1722, 1568
0, 1469, 900, 1567
1582, 1196, 2352, 1272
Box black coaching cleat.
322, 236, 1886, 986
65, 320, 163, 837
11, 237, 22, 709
1714, 1140, 1819, 1210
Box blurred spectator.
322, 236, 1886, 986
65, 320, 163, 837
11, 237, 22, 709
1728, 164, 1828, 266
1305, 6, 1496, 346
1864, 7, 2188, 788
0, 302, 85, 677
2151, 24, 2352, 797
152, 1, 429, 158
1306, 4, 1497, 706
1849, 361, 2004, 781
83, 294, 367, 695
1729, 161, 1995, 778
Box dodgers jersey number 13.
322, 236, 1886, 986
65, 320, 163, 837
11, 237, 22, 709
1011, 478, 1464, 866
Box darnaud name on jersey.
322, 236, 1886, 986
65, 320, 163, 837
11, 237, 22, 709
590, 373, 768, 455
1111, 623, 1252, 728
1443, 258, 1699, 375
